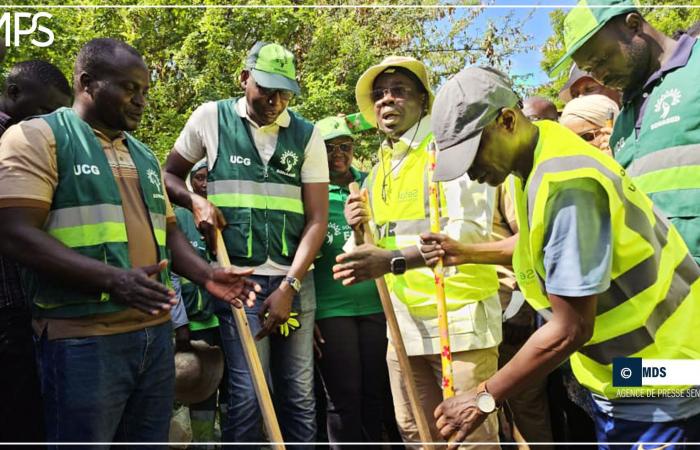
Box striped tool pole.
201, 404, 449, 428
427, 141, 455, 399
215, 230, 285, 450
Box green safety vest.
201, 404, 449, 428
367, 133, 499, 319
26, 107, 170, 318
512, 121, 700, 399
174, 206, 217, 329
208, 99, 313, 267
611, 38, 700, 264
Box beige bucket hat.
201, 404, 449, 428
355, 56, 434, 127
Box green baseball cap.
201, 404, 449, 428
245, 41, 300, 95
550, 0, 639, 76
316, 116, 354, 141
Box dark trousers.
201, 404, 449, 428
0, 307, 44, 443
316, 313, 399, 448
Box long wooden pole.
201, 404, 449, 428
215, 230, 285, 449
349, 182, 433, 445
427, 142, 455, 400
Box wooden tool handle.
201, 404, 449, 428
215, 230, 285, 449
348, 182, 433, 444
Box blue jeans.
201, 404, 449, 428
216, 274, 316, 446
592, 406, 700, 449
36, 321, 174, 447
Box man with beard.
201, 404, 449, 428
553, 0, 700, 266
333, 56, 501, 448
0, 38, 257, 444
163, 42, 328, 445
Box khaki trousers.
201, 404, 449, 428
387, 344, 500, 450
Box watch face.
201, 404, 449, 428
391, 257, 407, 275
476, 392, 496, 414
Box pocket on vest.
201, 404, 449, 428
222, 208, 252, 258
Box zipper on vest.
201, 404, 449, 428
263, 163, 269, 254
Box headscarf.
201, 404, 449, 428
559, 94, 619, 127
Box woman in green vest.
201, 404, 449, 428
313, 116, 399, 446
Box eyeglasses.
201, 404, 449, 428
370, 85, 415, 102
577, 128, 602, 142
325, 142, 353, 153
253, 79, 294, 101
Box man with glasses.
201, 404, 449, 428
163, 41, 329, 445
333, 56, 502, 448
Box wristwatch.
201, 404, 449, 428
474, 381, 498, 414
284, 275, 301, 294
390, 250, 407, 275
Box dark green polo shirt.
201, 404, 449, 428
314, 167, 383, 320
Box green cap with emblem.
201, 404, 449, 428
245, 41, 300, 95
550, 0, 639, 76
316, 116, 354, 141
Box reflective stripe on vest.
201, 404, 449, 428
369, 133, 498, 316
208, 179, 303, 214
514, 121, 700, 398
625, 143, 700, 194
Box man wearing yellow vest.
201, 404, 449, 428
0, 38, 257, 444
333, 56, 502, 447
421, 66, 700, 447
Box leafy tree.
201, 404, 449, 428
2, 1, 534, 165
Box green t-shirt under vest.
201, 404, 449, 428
611, 35, 700, 264
25, 108, 170, 319
207, 98, 314, 267
314, 167, 383, 320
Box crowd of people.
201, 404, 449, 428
0, 0, 699, 448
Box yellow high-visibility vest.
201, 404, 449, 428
511, 121, 700, 399
367, 133, 499, 319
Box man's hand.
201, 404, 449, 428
434, 390, 489, 449
419, 232, 467, 267
108, 259, 177, 315
256, 283, 295, 340
332, 244, 392, 286
191, 194, 226, 256
204, 267, 259, 309
344, 190, 370, 230
175, 325, 192, 352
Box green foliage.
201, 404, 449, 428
3, 1, 534, 166
537, 2, 700, 106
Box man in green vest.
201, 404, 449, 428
333, 56, 502, 448
0, 38, 257, 444
552, 0, 700, 265
421, 66, 700, 447
163, 41, 329, 444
